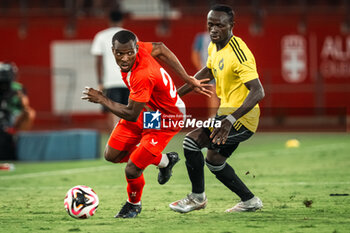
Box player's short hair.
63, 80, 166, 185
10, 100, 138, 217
211, 4, 235, 22
109, 10, 123, 23
112, 30, 137, 46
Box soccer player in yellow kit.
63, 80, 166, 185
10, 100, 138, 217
169, 4, 265, 213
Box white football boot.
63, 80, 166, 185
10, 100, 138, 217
225, 196, 263, 212
169, 193, 208, 213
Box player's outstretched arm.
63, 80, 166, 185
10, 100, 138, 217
209, 78, 264, 145
95, 55, 104, 91
151, 42, 188, 81
151, 42, 211, 97
81, 87, 145, 122
230, 78, 265, 120
177, 67, 214, 97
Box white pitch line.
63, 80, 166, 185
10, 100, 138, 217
0, 165, 116, 181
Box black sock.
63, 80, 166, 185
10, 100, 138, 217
183, 137, 205, 193
206, 160, 254, 201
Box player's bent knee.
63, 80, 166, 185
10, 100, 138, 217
205, 159, 227, 174
104, 152, 116, 163
185, 128, 210, 148
185, 130, 200, 141
104, 150, 114, 162
183, 136, 201, 154
206, 150, 228, 165
104, 146, 125, 163
125, 161, 143, 179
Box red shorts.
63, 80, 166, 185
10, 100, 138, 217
108, 116, 180, 169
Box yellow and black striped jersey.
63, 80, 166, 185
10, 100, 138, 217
207, 36, 260, 132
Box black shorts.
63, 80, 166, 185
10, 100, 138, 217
103, 87, 130, 112
204, 115, 254, 158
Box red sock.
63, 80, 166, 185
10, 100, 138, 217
126, 173, 145, 204
152, 153, 162, 166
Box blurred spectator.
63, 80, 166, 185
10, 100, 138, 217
0, 62, 35, 132
191, 31, 220, 117
191, 31, 211, 70
91, 10, 129, 131
0, 62, 36, 160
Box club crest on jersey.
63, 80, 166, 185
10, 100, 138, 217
143, 110, 161, 129
219, 58, 224, 70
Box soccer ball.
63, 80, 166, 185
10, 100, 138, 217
64, 185, 99, 219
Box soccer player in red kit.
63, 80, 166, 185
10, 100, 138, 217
82, 30, 211, 218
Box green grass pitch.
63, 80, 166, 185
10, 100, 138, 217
1, 132, 350, 233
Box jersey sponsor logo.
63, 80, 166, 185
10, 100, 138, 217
281, 35, 307, 83
143, 110, 161, 129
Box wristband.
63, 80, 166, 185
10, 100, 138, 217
226, 114, 236, 125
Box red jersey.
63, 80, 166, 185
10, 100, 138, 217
120, 42, 185, 122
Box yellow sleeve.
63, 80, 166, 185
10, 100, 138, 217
232, 47, 259, 83
234, 60, 259, 83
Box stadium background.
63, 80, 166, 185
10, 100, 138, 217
1, 0, 349, 132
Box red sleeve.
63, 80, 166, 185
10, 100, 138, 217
129, 71, 154, 103
137, 41, 153, 54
